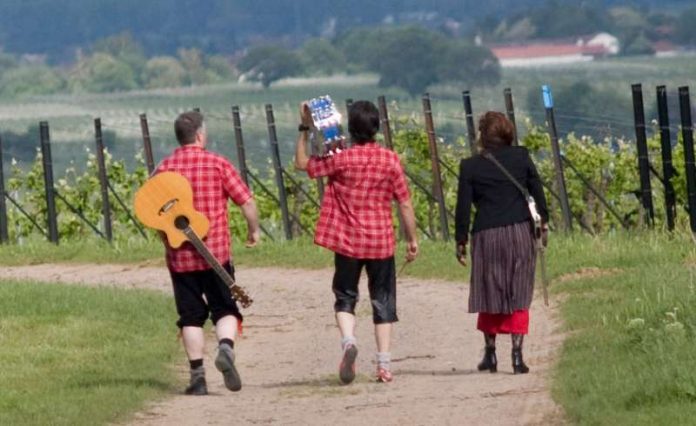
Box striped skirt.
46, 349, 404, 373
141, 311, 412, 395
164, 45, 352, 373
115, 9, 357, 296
468, 221, 536, 314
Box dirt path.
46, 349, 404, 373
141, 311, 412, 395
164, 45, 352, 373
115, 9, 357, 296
0, 264, 565, 425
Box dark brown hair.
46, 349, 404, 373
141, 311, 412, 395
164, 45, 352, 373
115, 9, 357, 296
477, 111, 515, 150
348, 100, 380, 144
174, 111, 204, 146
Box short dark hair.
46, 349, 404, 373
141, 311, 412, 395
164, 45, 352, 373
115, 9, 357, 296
174, 111, 204, 146
478, 111, 515, 150
348, 100, 380, 144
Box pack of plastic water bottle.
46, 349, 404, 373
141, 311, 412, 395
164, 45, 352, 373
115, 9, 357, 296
308, 95, 346, 155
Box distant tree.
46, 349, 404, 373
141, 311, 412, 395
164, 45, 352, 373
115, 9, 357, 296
334, 27, 391, 72
143, 56, 186, 89
178, 48, 211, 85
675, 7, 696, 45
300, 38, 347, 76
0, 66, 65, 98
206, 55, 236, 81
365, 27, 499, 96
480, 1, 613, 42
436, 41, 500, 87
91, 32, 146, 80
237, 46, 304, 88
529, 1, 611, 39
370, 26, 447, 96
0, 52, 18, 74
70, 53, 137, 93
622, 33, 656, 56
491, 17, 536, 41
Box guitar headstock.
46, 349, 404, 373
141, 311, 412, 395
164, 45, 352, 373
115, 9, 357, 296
235, 291, 253, 308
308, 95, 346, 156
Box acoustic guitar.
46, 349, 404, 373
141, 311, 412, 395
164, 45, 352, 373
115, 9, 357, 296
133, 171, 253, 308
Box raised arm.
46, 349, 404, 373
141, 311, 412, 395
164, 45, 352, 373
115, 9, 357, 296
294, 102, 313, 171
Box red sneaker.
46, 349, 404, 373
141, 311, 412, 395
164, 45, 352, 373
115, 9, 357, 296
376, 367, 393, 383
339, 345, 358, 384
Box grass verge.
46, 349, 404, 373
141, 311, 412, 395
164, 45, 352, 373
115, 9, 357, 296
0, 281, 179, 426
548, 231, 696, 425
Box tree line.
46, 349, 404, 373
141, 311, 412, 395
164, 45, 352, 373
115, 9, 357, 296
0, 33, 236, 98
478, 1, 696, 55
0, 27, 501, 98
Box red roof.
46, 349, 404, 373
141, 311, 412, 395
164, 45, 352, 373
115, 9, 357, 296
491, 43, 609, 59
653, 40, 677, 52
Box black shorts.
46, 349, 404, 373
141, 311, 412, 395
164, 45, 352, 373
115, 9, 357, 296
332, 253, 398, 324
169, 263, 243, 328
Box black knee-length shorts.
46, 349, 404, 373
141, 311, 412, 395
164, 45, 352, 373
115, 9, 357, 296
169, 263, 243, 329
332, 253, 398, 324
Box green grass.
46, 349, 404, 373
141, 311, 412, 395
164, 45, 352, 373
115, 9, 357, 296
547, 231, 696, 425
0, 235, 465, 278
0, 236, 164, 266
0, 280, 180, 426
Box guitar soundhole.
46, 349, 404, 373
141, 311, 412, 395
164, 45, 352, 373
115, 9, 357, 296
174, 215, 190, 230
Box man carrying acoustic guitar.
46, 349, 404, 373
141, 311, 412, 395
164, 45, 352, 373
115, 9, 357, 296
295, 100, 419, 383
155, 111, 260, 395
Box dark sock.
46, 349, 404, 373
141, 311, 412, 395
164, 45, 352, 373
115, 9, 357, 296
219, 338, 234, 349
189, 359, 203, 370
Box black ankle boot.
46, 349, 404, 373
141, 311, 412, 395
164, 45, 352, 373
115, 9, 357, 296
511, 333, 529, 374
478, 346, 497, 373
477, 332, 497, 373
512, 348, 529, 374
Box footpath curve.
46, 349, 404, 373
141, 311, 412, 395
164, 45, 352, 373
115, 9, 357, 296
0, 264, 565, 425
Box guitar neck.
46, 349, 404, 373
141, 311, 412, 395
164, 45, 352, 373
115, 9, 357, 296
180, 226, 235, 288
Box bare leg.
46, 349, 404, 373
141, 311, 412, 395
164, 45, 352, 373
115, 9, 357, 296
374, 323, 392, 353
375, 323, 394, 382
336, 312, 358, 384
336, 311, 356, 341
181, 326, 205, 360
215, 315, 238, 342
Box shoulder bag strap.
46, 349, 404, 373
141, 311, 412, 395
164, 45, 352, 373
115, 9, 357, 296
481, 151, 530, 198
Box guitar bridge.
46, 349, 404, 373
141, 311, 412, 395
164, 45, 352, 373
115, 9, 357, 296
158, 198, 179, 215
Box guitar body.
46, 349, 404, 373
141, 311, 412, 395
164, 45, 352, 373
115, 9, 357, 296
134, 171, 253, 308
133, 172, 209, 248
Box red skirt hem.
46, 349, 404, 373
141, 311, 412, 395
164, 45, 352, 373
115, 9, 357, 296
477, 310, 529, 334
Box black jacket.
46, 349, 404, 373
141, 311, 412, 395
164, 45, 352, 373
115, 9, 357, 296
454, 146, 549, 243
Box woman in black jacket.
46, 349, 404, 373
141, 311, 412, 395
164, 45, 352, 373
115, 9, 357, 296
454, 111, 548, 374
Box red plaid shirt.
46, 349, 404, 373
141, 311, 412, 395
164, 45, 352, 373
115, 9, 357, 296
156, 145, 252, 272
307, 142, 410, 259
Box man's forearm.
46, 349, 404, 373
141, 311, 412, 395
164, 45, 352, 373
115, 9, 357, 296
295, 131, 310, 170
240, 198, 260, 233
398, 200, 418, 242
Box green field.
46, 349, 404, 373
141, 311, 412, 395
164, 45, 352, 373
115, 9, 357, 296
1, 55, 695, 174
